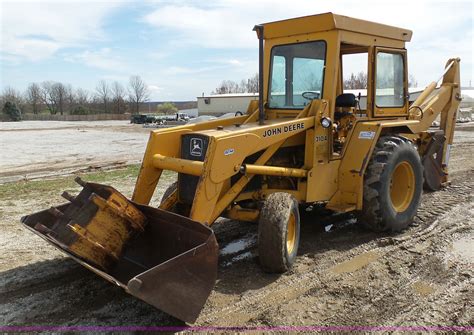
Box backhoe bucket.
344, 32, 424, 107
21, 178, 218, 323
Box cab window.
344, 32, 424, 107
269, 41, 326, 109
375, 52, 405, 107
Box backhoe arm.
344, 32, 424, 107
408, 58, 462, 187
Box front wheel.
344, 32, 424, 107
159, 182, 190, 216
258, 193, 300, 273
359, 136, 423, 232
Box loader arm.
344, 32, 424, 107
132, 101, 321, 225
131, 114, 251, 205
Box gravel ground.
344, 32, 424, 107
0, 122, 473, 331
0, 121, 149, 183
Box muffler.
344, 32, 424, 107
21, 178, 218, 323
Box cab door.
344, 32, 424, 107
372, 48, 408, 117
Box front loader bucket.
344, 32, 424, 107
21, 179, 218, 323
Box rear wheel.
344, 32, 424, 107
359, 136, 423, 232
258, 193, 300, 273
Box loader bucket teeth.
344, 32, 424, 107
21, 180, 218, 323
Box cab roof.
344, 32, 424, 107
259, 12, 412, 42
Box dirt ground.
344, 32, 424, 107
0, 121, 149, 183
0, 122, 473, 330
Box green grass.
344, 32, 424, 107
0, 165, 141, 200
0, 164, 177, 204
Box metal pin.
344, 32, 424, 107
34, 223, 53, 234
61, 191, 76, 202
74, 176, 86, 187
48, 207, 64, 218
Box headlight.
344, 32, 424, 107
321, 117, 332, 128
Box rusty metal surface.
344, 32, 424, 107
422, 133, 446, 191
29, 177, 147, 270
126, 204, 218, 323
20, 181, 218, 323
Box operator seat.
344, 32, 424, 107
335, 93, 356, 119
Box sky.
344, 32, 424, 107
0, 0, 473, 101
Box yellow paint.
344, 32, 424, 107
390, 161, 415, 212
68, 190, 146, 270
127, 13, 460, 228
224, 206, 260, 222
286, 212, 297, 254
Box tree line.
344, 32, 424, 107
213, 73, 259, 94
213, 72, 417, 92
343, 72, 418, 89
1, 75, 150, 118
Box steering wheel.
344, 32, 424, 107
302, 91, 320, 101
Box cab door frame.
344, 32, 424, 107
371, 47, 408, 117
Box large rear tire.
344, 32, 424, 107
258, 193, 300, 273
359, 136, 423, 232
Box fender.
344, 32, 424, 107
327, 119, 418, 211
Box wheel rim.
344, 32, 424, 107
286, 212, 296, 254
390, 161, 415, 213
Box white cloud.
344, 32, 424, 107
1, 0, 472, 100
142, 4, 258, 48
143, 0, 473, 86
148, 84, 162, 92
1, 1, 124, 62
65, 48, 128, 72
225, 59, 243, 66
146, 51, 170, 61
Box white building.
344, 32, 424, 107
197, 87, 474, 117
197, 93, 258, 116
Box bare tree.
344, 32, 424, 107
52, 82, 68, 115
40, 81, 58, 114
70, 88, 90, 115
213, 73, 259, 94
38, 82, 67, 115
75, 88, 89, 106
408, 75, 418, 88
111, 81, 127, 114
213, 80, 240, 94
128, 75, 149, 114
65, 84, 75, 114
25, 83, 42, 114
2, 86, 24, 107
95, 80, 110, 113
1, 87, 24, 119
246, 73, 259, 93
343, 72, 368, 89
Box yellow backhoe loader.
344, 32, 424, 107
22, 13, 461, 322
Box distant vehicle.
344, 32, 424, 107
130, 114, 149, 124
154, 112, 191, 123
177, 112, 190, 122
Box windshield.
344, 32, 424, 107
269, 41, 326, 109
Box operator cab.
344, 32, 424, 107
261, 13, 411, 155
